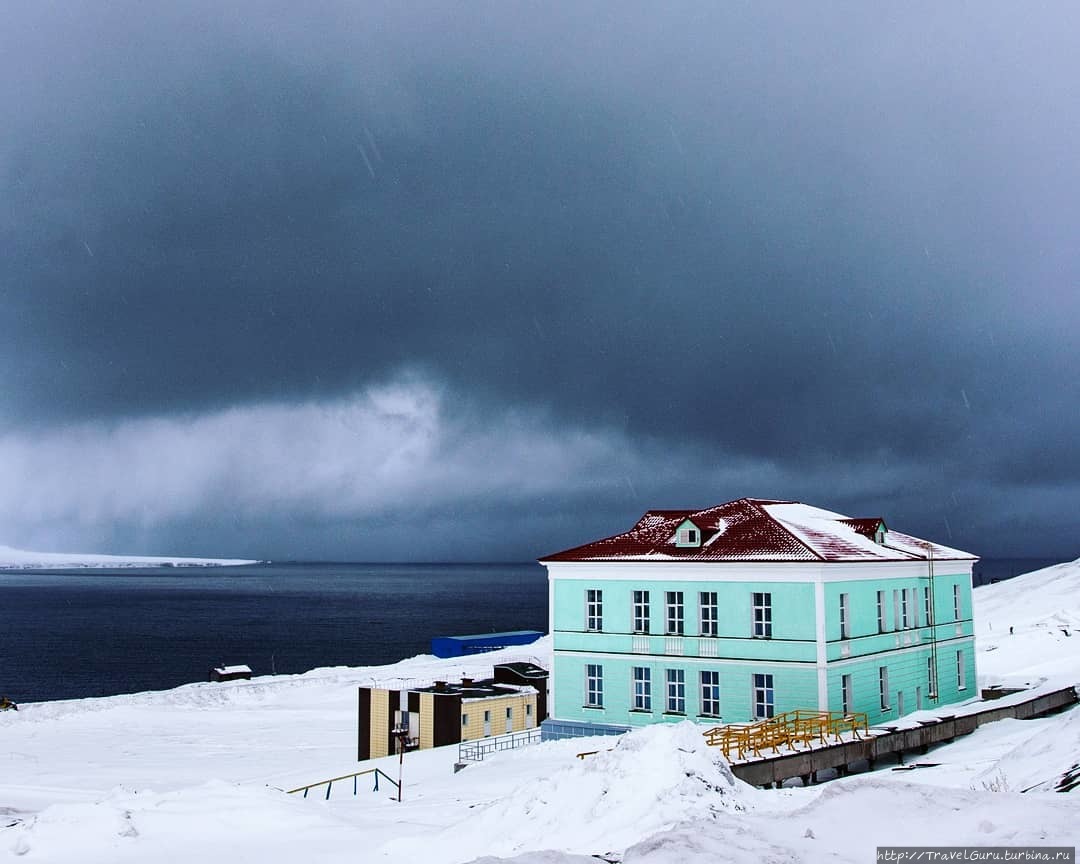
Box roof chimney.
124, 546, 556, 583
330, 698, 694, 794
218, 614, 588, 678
434, 680, 447, 692
461, 677, 473, 687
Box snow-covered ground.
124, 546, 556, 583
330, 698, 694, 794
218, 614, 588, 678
0, 544, 256, 569
2, 560, 1079, 862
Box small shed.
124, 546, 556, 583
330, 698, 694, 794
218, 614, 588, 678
430, 630, 544, 658
209, 664, 252, 682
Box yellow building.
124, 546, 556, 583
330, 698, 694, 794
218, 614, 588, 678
357, 662, 548, 760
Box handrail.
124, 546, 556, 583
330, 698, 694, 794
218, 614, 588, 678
287, 767, 400, 800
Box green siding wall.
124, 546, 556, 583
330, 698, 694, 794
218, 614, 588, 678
553, 652, 818, 726
549, 564, 976, 729
553, 578, 816, 641
825, 636, 976, 724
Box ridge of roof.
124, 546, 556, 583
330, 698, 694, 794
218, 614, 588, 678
746, 497, 825, 562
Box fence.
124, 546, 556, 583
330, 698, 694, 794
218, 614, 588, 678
704, 710, 869, 761
458, 728, 542, 762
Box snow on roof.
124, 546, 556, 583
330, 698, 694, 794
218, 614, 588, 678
541, 497, 977, 563
213, 665, 251, 675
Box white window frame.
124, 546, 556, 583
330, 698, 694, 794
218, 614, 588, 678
953, 584, 962, 621
892, 589, 901, 630
879, 666, 890, 710
876, 590, 886, 633
700, 670, 721, 717
665, 591, 685, 636
752, 672, 774, 719
586, 589, 603, 631
928, 656, 938, 697
752, 592, 772, 638
841, 673, 852, 715
632, 666, 652, 711
923, 585, 933, 626
585, 664, 603, 707
633, 590, 651, 634
699, 591, 718, 637
901, 588, 909, 629
839, 592, 850, 639
665, 668, 685, 714
913, 589, 922, 628
956, 650, 966, 690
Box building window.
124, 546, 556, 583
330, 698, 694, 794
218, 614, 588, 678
913, 589, 921, 628
753, 673, 774, 719
632, 666, 652, 711
877, 590, 886, 633
586, 589, 603, 631
892, 590, 901, 630
585, 664, 603, 707
526, 704, 532, 717
752, 592, 772, 638
633, 590, 651, 634
923, 586, 932, 626
506, 707, 512, 719
666, 668, 685, 713
700, 670, 720, 717
953, 584, 962, 621
839, 593, 850, 639
699, 592, 718, 637
462, 714, 468, 727
956, 650, 966, 690
841, 674, 852, 715
901, 589, 909, 629
928, 656, 938, 697
665, 591, 685, 635
879, 666, 890, 710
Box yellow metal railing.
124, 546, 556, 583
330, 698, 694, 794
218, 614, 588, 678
703, 710, 868, 761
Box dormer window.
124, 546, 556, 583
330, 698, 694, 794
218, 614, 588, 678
674, 519, 702, 548
874, 522, 887, 545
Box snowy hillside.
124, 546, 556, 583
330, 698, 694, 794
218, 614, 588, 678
974, 556, 1080, 687
3, 563, 1080, 862
0, 544, 257, 569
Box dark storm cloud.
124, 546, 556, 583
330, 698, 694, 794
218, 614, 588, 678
2, 2, 1078, 558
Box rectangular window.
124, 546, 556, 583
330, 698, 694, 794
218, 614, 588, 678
928, 656, 938, 696
892, 589, 901, 630
956, 650, 966, 690
632, 666, 652, 711
633, 590, 650, 634
505, 707, 512, 719
913, 589, 921, 628
839, 592, 850, 639
666, 668, 685, 713
752, 592, 772, 638
876, 590, 886, 633
753, 673, 775, 719
586, 589, 603, 631
924, 586, 932, 626
700, 670, 721, 717
879, 666, 890, 710
665, 591, 684, 635
901, 589, 909, 629
699, 591, 718, 637
841, 674, 852, 715
526, 704, 532, 717
585, 664, 603, 707
953, 584, 962, 621
462, 714, 468, 727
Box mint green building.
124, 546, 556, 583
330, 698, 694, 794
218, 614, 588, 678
539, 498, 977, 739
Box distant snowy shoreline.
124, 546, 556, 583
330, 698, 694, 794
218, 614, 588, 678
0, 544, 258, 570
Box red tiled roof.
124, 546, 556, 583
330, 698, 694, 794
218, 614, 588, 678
540, 498, 976, 563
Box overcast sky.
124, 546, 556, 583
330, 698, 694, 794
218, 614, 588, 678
2, 2, 1078, 561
